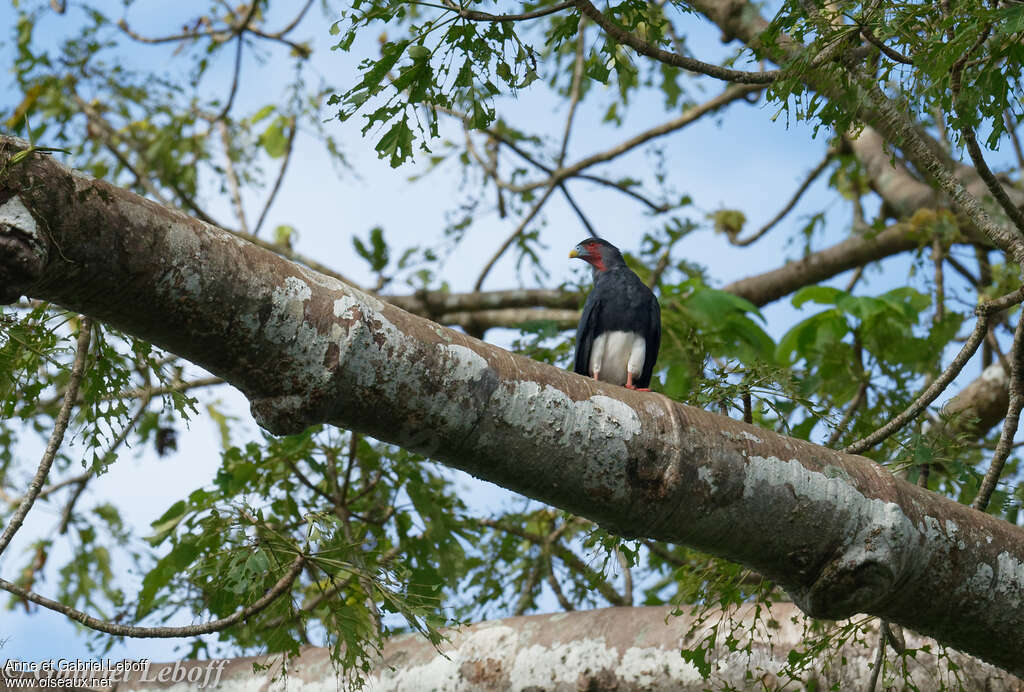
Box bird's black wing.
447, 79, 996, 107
573, 290, 601, 377
638, 293, 662, 389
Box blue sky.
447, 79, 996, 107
0, 0, 1014, 666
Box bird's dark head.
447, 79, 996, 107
569, 238, 624, 273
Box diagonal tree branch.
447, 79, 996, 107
0, 318, 91, 558
2, 140, 1024, 673
572, 0, 780, 84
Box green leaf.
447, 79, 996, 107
792, 285, 846, 308
375, 117, 414, 167
259, 116, 290, 158
137, 537, 200, 618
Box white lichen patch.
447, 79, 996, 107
329, 294, 403, 391
994, 551, 1024, 609
697, 466, 716, 493
0, 195, 38, 236
739, 430, 764, 444
744, 455, 917, 579
436, 344, 488, 382
980, 362, 1006, 383
509, 637, 620, 688
967, 562, 994, 593
476, 384, 641, 496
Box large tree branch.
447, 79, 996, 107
721, 222, 923, 305
2, 141, 1024, 673
687, 0, 1024, 265
7, 605, 1014, 688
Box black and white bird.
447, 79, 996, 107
570, 238, 661, 390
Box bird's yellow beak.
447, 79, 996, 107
569, 248, 580, 259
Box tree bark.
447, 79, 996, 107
6, 605, 1017, 689
2, 139, 1024, 674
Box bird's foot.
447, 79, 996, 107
624, 384, 651, 392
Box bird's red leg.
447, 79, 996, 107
625, 372, 650, 392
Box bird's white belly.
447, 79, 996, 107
589, 331, 646, 386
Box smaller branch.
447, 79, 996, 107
933, 236, 945, 322
1005, 110, 1024, 172
118, 376, 223, 401
474, 182, 558, 291
514, 562, 543, 615
960, 128, 1024, 237
0, 554, 304, 637
559, 182, 598, 237
447, 107, 670, 213
948, 23, 1024, 237
499, 83, 764, 195
615, 548, 633, 606
729, 151, 834, 246
858, 27, 913, 65
648, 250, 671, 289
558, 23, 587, 167
478, 518, 626, 606
572, 0, 780, 84
826, 381, 868, 447
945, 255, 979, 288
58, 393, 151, 534
867, 623, 887, 692
260, 0, 315, 38
57, 477, 90, 536
643, 540, 686, 568
252, 118, 297, 237
217, 120, 249, 234
440, 0, 573, 22
844, 287, 1024, 455
435, 308, 578, 332
28, 471, 90, 503
545, 557, 574, 611
0, 319, 91, 558
844, 265, 864, 294
973, 315, 1024, 512
214, 26, 248, 123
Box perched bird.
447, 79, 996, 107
570, 238, 661, 390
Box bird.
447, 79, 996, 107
570, 238, 661, 390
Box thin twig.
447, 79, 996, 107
440, 0, 573, 22
615, 548, 633, 605
218, 120, 249, 234
859, 26, 913, 65
866, 623, 886, 692
844, 287, 1024, 455
497, 84, 763, 195
474, 182, 558, 291
573, 0, 780, 84
545, 557, 574, 611
0, 319, 91, 558
252, 117, 297, 237
449, 106, 670, 213
213, 2, 262, 122
933, 236, 945, 322
728, 151, 834, 246
0, 554, 304, 637
974, 315, 1024, 511
1005, 110, 1024, 172
826, 381, 869, 447
478, 518, 627, 605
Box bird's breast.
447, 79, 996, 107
589, 330, 647, 386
